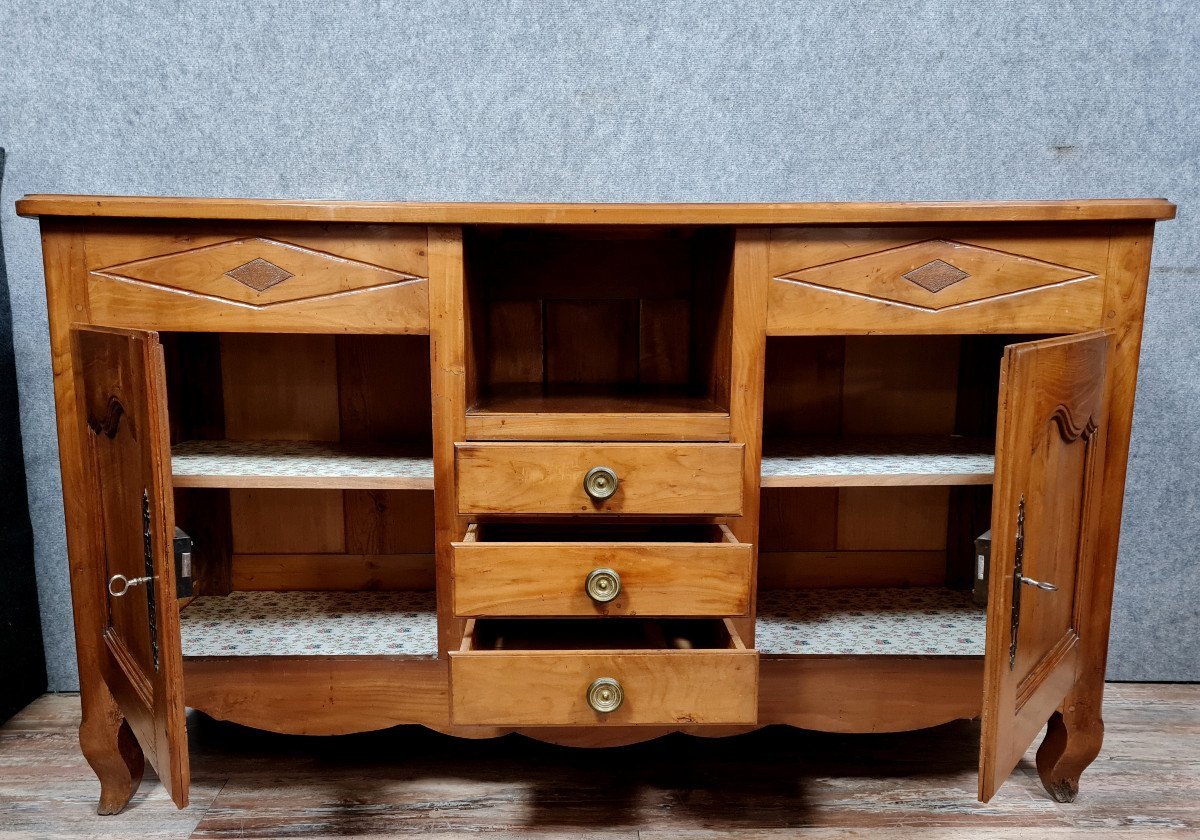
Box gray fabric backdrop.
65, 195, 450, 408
1, 1, 1196, 690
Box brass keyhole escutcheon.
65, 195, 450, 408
587, 677, 624, 713
583, 466, 619, 501
585, 568, 622, 603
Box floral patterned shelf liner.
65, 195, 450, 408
761, 436, 994, 479
180, 590, 438, 657
171, 440, 434, 480
756, 588, 986, 656
181, 588, 983, 659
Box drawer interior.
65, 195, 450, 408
471, 523, 733, 544
464, 618, 744, 652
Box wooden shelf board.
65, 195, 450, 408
180, 590, 438, 658
466, 390, 730, 441
756, 587, 986, 657
171, 440, 434, 490
761, 436, 995, 487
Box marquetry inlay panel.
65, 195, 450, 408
902, 259, 970, 294
92, 236, 424, 308
773, 238, 1094, 312
224, 258, 295, 292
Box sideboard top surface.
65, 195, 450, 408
16, 195, 1176, 224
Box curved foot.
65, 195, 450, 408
1036, 710, 1103, 804
81, 710, 145, 815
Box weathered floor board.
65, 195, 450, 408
0, 684, 1195, 838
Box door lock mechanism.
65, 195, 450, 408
108, 573, 153, 597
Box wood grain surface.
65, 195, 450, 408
452, 524, 752, 617
456, 442, 744, 515
17, 195, 1177, 223
1, 685, 1195, 838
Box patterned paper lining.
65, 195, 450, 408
179, 588, 984, 658
172, 440, 434, 481
756, 588, 986, 656
761, 436, 994, 479
180, 590, 438, 657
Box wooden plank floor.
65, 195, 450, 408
0, 684, 1196, 838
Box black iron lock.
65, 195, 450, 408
174, 527, 194, 599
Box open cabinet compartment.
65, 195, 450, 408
758, 334, 1022, 608
451, 617, 757, 726
453, 523, 752, 617
156, 332, 439, 657
755, 335, 1000, 654
755, 335, 1008, 716
162, 332, 433, 488
755, 330, 1113, 801
461, 226, 736, 441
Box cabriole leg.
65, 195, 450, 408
79, 684, 145, 815
1035, 690, 1105, 803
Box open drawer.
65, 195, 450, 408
452, 523, 752, 617
450, 618, 758, 726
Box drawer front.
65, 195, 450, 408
767, 225, 1109, 335
455, 443, 744, 515
451, 641, 757, 726
83, 221, 429, 333
452, 526, 752, 617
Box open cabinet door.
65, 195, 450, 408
73, 326, 189, 808
978, 331, 1109, 801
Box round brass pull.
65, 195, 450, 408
587, 677, 624, 713
585, 568, 622, 603
583, 466, 619, 501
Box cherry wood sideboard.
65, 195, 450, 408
16, 195, 1175, 813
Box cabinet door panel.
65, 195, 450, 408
978, 331, 1109, 802
74, 326, 189, 807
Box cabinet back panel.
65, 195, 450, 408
230, 489, 346, 554
544, 299, 640, 385
758, 551, 946, 588
337, 335, 432, 449
759, 485, 950, 588
765, 336, 962, 437
221, 334, 341, 440
221, 485, 433, 589
163, 332, 433, 449
466, 227, 733, 403
229, 553, 434, 591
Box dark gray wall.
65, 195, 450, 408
1, 2, 1196, 689
0, 147, 47, 718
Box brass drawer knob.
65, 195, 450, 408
587, 677, 624, 713
583, 466, 619, 501
585, 568, 622, 603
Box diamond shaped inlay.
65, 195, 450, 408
902, 259, 969, 293
225, 258, 294, 292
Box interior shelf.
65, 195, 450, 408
755, 588, 986, 656
761, 436, 995, 487
171, 440, 434, 490
180, 590, 438, 658
469, 387, 728, 416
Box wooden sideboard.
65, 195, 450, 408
16, 195, 1176, 814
